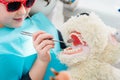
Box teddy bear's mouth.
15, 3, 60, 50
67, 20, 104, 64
62, 31, 88, 55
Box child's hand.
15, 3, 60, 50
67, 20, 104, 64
32, 31, 54, 63
50, 68, 71, 80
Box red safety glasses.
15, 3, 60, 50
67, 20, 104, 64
0, 0, 36, 12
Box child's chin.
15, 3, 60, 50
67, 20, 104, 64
10, 24, 22, 28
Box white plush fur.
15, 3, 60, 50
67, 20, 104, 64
58, 12, 120, 80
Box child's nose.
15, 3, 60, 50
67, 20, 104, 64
17, 4, 27, 15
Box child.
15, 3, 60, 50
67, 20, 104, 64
0, 0, 67, 80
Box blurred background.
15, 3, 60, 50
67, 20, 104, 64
31, 0, 120, 29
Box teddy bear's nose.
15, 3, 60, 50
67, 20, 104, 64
80, 12, 89, 16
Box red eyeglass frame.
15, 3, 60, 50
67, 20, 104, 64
0, 0, 35, 12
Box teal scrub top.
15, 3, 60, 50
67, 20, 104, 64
0, 12, 67, 80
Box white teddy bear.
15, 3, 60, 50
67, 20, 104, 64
51, 12, 120, 80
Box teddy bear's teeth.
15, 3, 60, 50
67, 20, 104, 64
63, 47, 83, 55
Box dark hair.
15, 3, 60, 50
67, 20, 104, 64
44, 0, 72, 6
44, 0, 50, 6
60, 0, 73, 4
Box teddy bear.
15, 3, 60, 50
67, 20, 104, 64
50, 12, 120, 80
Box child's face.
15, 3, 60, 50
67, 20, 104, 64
0, 0, 32, 28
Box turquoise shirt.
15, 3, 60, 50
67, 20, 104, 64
0, 12, 67, 80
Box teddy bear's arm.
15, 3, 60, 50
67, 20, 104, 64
111, 66, 120, 79
96, 64, 120, 80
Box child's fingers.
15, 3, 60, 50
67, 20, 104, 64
33, 33, 53, 46
39, 45, 54, 55
32, 31, 45, 40
37, 40, 54, 50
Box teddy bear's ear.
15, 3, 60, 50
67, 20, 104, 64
109, 31, 120, 45
114, 31, 120, 42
